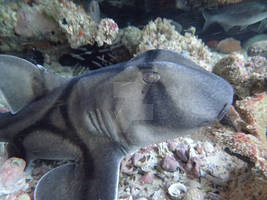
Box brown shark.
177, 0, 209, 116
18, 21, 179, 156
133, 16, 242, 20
0, 49, 233, 200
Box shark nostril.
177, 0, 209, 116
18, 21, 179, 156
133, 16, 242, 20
217, 103, 228, 120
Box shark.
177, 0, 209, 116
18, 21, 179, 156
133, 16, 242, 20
202, 0, 267, 32
0, 49, 233, 200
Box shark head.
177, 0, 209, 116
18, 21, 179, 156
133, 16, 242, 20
90, 50, 234, 149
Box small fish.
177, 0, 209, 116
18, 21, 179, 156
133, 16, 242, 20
202, 0, 267, 32
0, 49, 233, 200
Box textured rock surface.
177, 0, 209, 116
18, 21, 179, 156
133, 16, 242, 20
213, 53, 266, 98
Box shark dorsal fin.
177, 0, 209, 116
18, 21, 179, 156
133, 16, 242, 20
0, 55, 69, 114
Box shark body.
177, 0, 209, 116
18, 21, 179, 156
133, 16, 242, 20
202, 0, 267, 32
0, 49, 233, 200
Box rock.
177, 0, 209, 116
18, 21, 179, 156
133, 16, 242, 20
175, 143, 189, 162
213, 53, 251, 98
235, 93, 267, 145
247, 41, 267, 58
202, 142, 215, 155
228, 170, 267, 200
183, 188, 204, 200
119, 196, 133, 200
139, 172, 154, 184
168, 141, 178, 152
16, 193, 31, 200
215, 127, 267, 176
161, 155, 180, 172
185, 157, 202, 178
132, 152, 145, 167
0, 157, 27, 195
217, 38, 241, 54
15, 5, 59, 39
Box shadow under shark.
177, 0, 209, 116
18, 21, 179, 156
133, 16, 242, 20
0, 49, 233, 200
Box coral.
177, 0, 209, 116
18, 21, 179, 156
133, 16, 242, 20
40, 0, 118, 48
121, 26, 142, 54
15, 5, 60, 41
95, 18, 119, 46
0, 0, 119, 50
0, 2, 17, 37
0, 157, 29, 197
213, 53, 266, 98
247, 40, 267, 57
235, 93, 267, 145
136, 18, 219, 71
213, 53, 250, 97
213, 126, 267, 177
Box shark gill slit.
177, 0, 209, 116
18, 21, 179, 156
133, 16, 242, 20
58, 77, 95, 178
95, 108, 112, 139
88, 111, 103, 134
103, 110, 129, 154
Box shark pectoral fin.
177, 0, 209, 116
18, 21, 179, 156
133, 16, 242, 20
0, 55, 69, 114
34, 163, 82, 200
87, 143, 125, 200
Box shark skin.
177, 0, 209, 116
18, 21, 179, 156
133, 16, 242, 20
0, 49, 233, 200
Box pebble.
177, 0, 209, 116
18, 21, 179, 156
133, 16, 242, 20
132, 153, 145, 167
217, 38, 242, 54
185, 157, 202, 178
202, 142, 215, 155
139, 172, 154, 184
16, 193, 31, 200
175, 143, 189, 162
161, 155, 179, 172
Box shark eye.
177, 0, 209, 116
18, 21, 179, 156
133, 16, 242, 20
143, 72, 160, 83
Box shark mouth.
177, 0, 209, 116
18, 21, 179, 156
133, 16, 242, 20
217, 103, 229, 121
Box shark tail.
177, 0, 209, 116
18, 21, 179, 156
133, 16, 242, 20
201, 9, 213, 32
0, 55, 70, 114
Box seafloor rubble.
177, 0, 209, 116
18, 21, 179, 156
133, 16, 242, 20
0, 0, 266, 200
